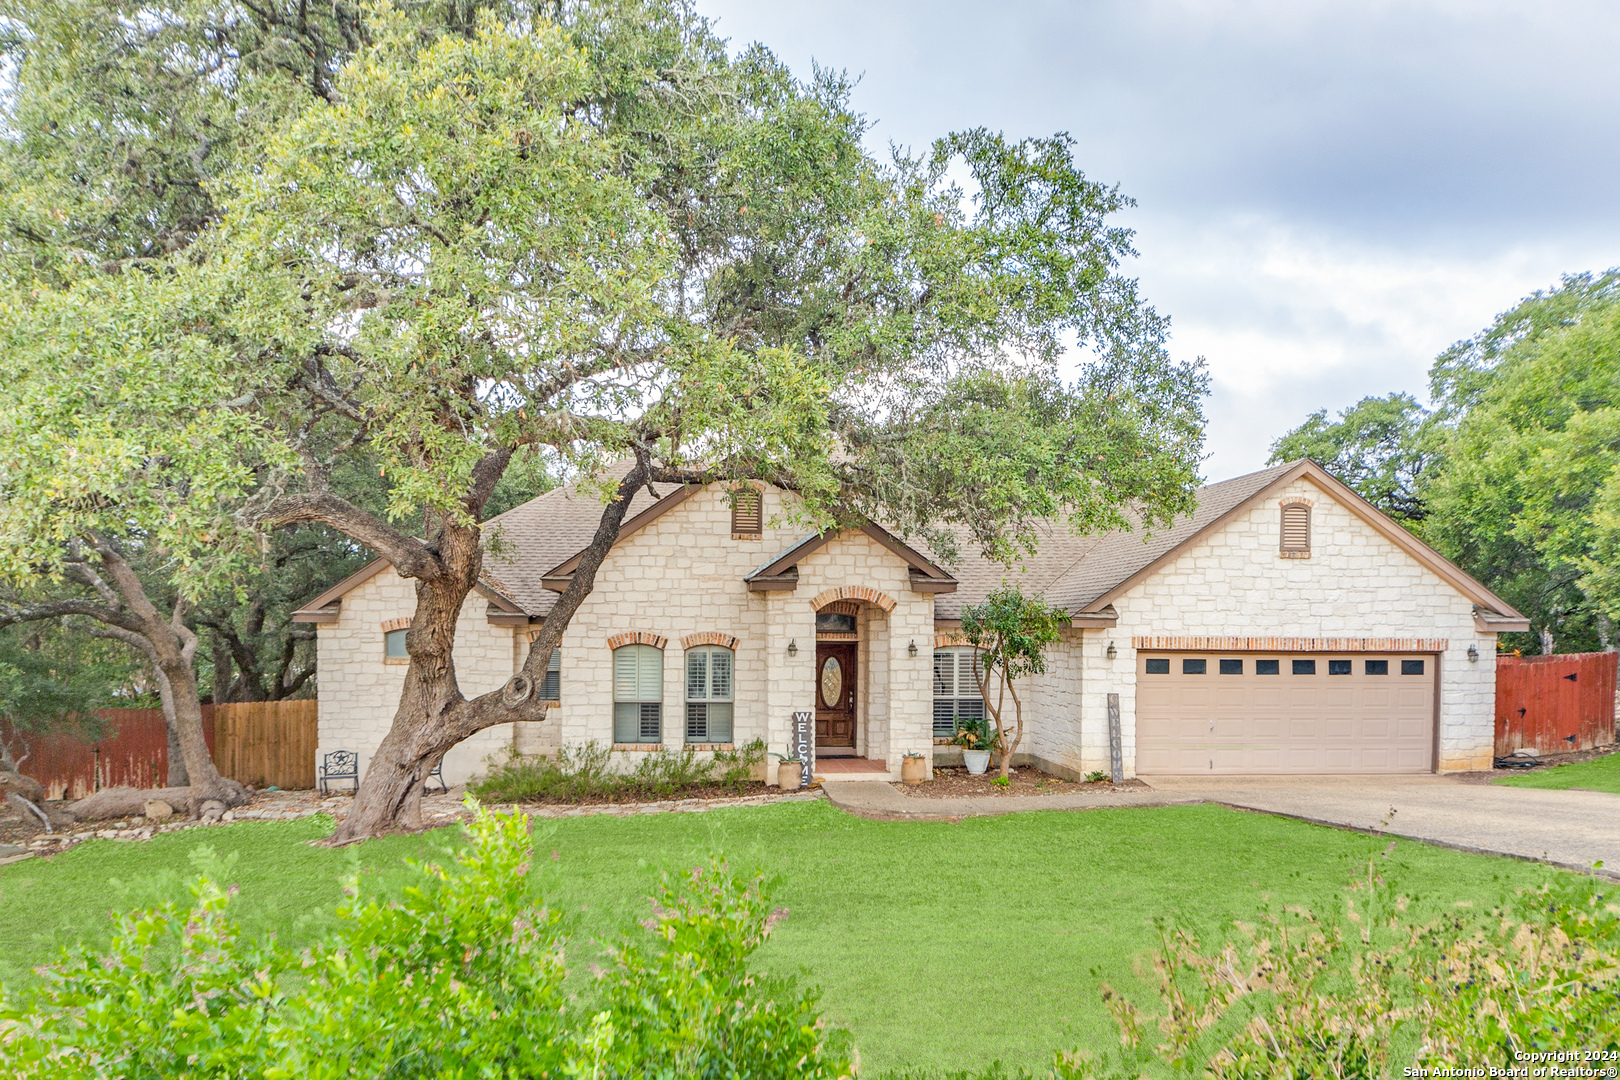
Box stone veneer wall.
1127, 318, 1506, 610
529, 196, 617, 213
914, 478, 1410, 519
314, 566, 517, 787
1081, 475, 1497, 774
533, 485, 938, 780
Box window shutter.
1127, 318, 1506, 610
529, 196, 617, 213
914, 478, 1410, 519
933, 651, 952, 697
613, 646, 643, 701
1280, 504, 1311, 553
709, 649, 732, 700
731, 487, 762, 537
638, 647, 662, 701
541, 649, 561, 701
686, 650, 707, 701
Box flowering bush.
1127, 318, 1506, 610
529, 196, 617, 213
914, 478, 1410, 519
0, 801, 851, 1079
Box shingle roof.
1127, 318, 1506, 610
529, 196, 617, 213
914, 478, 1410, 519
481, 466, 670, 617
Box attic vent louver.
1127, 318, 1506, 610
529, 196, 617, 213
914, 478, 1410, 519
730, 486, 762, 539
1279, 501, 1311, 558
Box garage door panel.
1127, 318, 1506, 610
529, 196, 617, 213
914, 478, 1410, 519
1136, 652, 1434, 775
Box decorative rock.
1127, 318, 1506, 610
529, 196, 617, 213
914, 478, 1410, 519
0, 843, 23, 858
222, 810, 235, 822
198, 799, 227, 823
144, 799, 175, 821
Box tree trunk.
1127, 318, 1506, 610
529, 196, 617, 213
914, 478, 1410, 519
152, 661, 191, 787
330, 462, 648, 843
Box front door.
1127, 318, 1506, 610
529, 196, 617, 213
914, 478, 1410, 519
815, 642, 857, 747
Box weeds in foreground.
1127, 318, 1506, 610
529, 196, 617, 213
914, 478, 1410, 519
471, 739, 767, 802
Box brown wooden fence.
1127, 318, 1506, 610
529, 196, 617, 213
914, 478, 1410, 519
212, 700, 317, 790
1496, 651, 1618, 758
1, 700, 316, 799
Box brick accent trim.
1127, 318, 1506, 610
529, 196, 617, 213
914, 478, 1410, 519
935, 633, 971, 648
681, 631, 739, 651
1279, 496, 1316, 508
1132, 636, 1448, 653
821, 600, 861, 616
612, 743, 666, 752
606, 631, 668, 650
380, 617, 412, 632
811, 586, 896, 613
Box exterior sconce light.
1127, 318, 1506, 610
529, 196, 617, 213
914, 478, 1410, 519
787, 638, 798, 657
1105, 641, 1117, 660
1467, 644, 1479, 663
908, 639, 918, 657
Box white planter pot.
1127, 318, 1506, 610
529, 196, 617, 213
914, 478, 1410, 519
962, 749, 991, 775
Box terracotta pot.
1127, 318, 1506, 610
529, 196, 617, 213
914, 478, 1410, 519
962, 749, 991, 775
777, 760, 804, 791
900, 755, 927, 785
751, 758, 771, 784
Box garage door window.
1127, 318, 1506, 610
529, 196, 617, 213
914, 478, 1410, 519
1293, 659, 1316, 674
1219, 658, 1243, 674
1182, 658, 1206, 674
1145, 658, 1170, 674
1257, 659, 1279, 675
1366, 660, 1388, 675
1329, 659, 1352, 675
1402, 659, 1425, 675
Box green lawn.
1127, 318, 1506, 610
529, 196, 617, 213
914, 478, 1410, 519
1494, 749, 1620, 793
0, 800, 1555, 1073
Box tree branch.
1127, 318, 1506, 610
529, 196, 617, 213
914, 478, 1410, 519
254, 492, 444, 581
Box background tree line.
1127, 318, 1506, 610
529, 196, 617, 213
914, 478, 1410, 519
1271, 270, 1620, 655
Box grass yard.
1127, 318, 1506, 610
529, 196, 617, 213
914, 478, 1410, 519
0, 799, 1556, 1073
1494, 749, 1620, 793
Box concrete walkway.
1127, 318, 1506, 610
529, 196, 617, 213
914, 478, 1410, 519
824, 775, 1620, 877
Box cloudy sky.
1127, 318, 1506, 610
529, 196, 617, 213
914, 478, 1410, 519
698, 0, 1620, 479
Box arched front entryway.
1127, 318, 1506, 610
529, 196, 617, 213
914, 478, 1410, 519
811, 588, 895, 762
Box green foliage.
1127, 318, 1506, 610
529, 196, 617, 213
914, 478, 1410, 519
1084, 771, 1109, 783
0, 800, 851, 1078
1272, 270, 1620, 653
1494, 749, 1620, 793
471, 738, 768, 802
961, 587, 1067, 687
1266, 392, 1440, 522
0, 624, 130, 738
952, 716, 1000, 751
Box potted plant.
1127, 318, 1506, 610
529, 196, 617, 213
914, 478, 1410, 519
900, 752, 927, 785
775, 753, 804, 791
953, 717, 999, 775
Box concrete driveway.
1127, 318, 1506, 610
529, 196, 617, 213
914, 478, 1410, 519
1146, 774, 1620, 877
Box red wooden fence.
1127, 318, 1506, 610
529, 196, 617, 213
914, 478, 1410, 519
0, 708, 215, 800
1495, 651, 1618, 758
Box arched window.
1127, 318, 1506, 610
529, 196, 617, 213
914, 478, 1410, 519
1280, 502, 1311, 556
613, 644, 663, 744
685, 646, 734, 743
932, 647, 985, 737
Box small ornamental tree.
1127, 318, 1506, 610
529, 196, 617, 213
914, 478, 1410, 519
960, 586, 1068, 779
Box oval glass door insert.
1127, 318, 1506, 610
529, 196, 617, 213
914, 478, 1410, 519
820, 656, 843, 709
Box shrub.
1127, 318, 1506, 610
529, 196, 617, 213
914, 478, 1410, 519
0, 801, 853, 1079
474, 738, 768, 802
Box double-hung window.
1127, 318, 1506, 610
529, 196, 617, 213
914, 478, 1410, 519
540, 648, 561, 702
685, 646, 734, 743
932, 647, 985, 737
612, 644, 663, 744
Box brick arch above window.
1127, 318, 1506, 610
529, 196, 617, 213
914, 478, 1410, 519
810, 586, 897, 613
606, 631, 668, 650
381, 617, 412, 632
935, 632, 971, 649
681, 631, 739, 651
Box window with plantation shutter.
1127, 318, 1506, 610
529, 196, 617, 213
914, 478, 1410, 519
730, 486, 762, 539
612, 644, 663, 743
540, 648, 561, 701
1279, 503, 1311, 557
932, 647, 985, 737
684, 646, 734, 743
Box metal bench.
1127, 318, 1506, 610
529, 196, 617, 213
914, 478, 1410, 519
425, 761, 448, 794
317, 750, 359, 793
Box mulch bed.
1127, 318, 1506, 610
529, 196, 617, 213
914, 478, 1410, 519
496, 780, 779, 806
896, 766, 1150, 798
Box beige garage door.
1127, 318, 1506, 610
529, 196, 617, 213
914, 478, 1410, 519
1135, 653, 1435, 774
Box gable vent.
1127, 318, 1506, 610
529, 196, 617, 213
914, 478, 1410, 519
730, 487, 762, 539
1280, 503, 1311, 557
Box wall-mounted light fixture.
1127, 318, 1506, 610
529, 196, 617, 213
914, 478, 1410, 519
1105, 641, 1117, 660
1467, 644, 1479, 663
787, 638, 798, 657
908, 639, 918, 657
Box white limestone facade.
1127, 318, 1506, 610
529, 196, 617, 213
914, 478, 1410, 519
312, 566, 517, 787
1095, 475, 1497, 774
